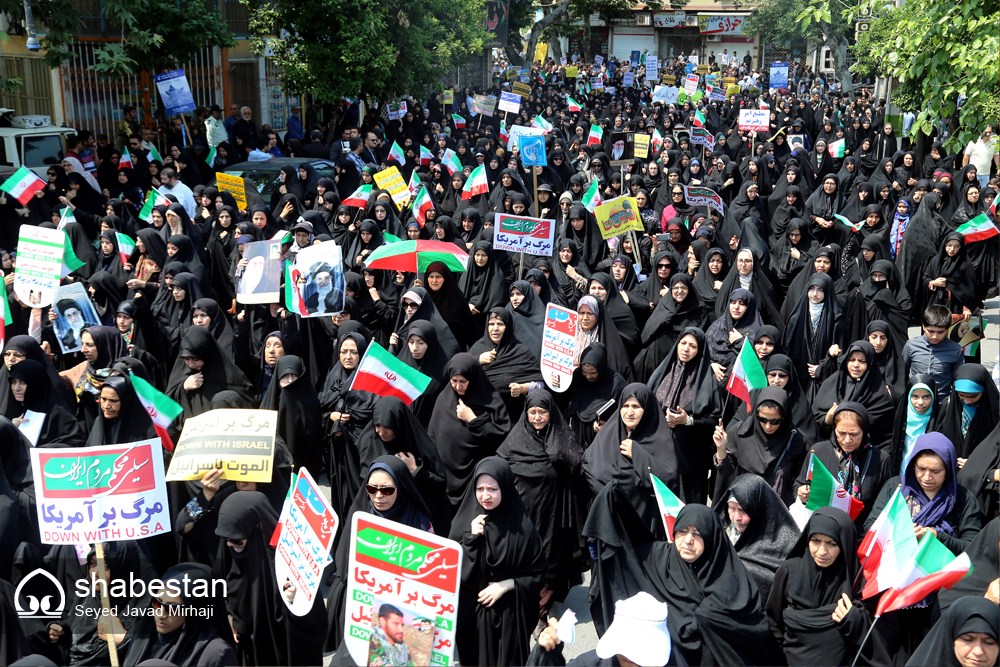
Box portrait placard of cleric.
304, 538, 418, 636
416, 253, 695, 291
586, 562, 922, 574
51, 283, 101, 354
295, 240, 345, 317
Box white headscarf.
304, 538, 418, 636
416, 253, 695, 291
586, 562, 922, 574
63, 156, 101, 192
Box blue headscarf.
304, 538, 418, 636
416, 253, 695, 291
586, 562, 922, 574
901, 432, 957, 535
900, 382, 935, 472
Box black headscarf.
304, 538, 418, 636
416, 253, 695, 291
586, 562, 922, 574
165, 326, 253, 425
423, 262, 477, 346
938, 364, 1000, 459
922, 231, 981, 312
468, 308, 543, 417
813, 341, 896, 449
505, 280, 545, 360
706, 288, 763, 369
783, 273, 846, 395
86, 374, 156, 446
761, 354, 821, 444
692, 247, 729, 312
907, 597, 998, 667
459, 241, 508, 318
4, 359, 85, 447
634, 273, 708, 383
259, 355, 323, 472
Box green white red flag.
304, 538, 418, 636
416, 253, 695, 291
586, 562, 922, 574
348, 341, 431, 405
60, 232, 86, 279
462, 165, 489, 200
130, 371, 183, 451
412, 185, 434, 227
0, 166, 45, 205
692, 109, 706, 128
582, 179, 603, 213
452, 113, 466, 129
139, 191, 170, 223
343, 184, 372, 208
119, 148, 134, 170
875, 535, 972, 616
806, 453, 864, 519
725, 336, 767, 404
531, 116, 553, 133
388, 140, 406, 165
419, 145, 433, 166
588, 124, 604, 146
956, 212, 999, 242
858, 486, 919, 598
284, 261, 309, 317
115, 232, 136, 267
566, 97, 581, 112
0, 277, 11, 350
499, 124, 509, 145
827, 138, 847, 158
442, 149, 463, 175
834, 213, 863, 232
57, 206, 76, 231
650, 473, 684, 541
652, 129, 664, 152
204, 145, 217, 167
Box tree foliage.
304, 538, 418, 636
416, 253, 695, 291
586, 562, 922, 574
243, 0, 489, 102
850, 0, 999, 151
4, 0, 233, 79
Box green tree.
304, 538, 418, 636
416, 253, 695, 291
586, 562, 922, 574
850, 0, 999, 150
5, 0, 233, 79
243, 0, 489, 102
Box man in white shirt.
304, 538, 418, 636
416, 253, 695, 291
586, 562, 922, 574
157, 167, 197, 217
205, 105, 228, 147
963, 125, 999, 188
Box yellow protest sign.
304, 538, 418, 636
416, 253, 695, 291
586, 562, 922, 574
535, 42, 548, 65
373, 166, 410, 207
595, 196, 643, 240
697, 64, 709, 74
723, 76, 736, 86
215, 172, 247, 209
728, 84, 741, 96
442, 90, 454, 104
512, 82, 531, 97
634, 134, 651, 159
166, 409, 276, 483
565, 66, 578, 78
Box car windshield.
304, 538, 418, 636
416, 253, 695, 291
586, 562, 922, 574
21, 135, 66, 167
218, 164, 336, 198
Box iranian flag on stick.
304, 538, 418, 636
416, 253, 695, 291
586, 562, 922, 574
834, 213, 863, 232
452, 113, 466, 129
692, 109, 706, 128
388, 140, 406, 165
805, 452, 864, 519
148, 145, 163, 162
0, 166, 45, 204
413, 186, 434, 227
139, 191, 169, 223
858, 486, 919, 598
652, 129, 664, 152
130, 371, 184, 451
725, 336, 767, 404
827, 138, 847, 158
650, 473, 684, 541
60, 232, 86, 279
566, 97, 582, 112
343, 184, 372, 208
876, 537, 972, 616
531, 116, 553, 133
204, 145, 217, 167
499, 124, 509, 146
57, 206, 76, 231
419, 145, 434, 166
115, 232, 136, 267
119, 148, 134, 170
442, 150, 463, 175
462, 165, 489, 200
348, 342, 432, 405
588, 124, 604, 146
582, 179, 603, 213
956, 212, 999, 242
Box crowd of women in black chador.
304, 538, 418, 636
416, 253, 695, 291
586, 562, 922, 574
0, 64, 997, 667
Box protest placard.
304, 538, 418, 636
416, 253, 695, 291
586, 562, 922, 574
388, 101, 408, 120
590, 77, 604, 90
344, 513, 463, 666
506, 124, 544, 151
690, 127, 715, 151
594, 196, 643, 239
32, 439, 171, 544
623, 72, 635, 88
652, 85, 678, 105
707, 83, 726, 102
51, 283, 100, 354
494, 214, 555, 255
608, 132, 635, 166
154, 70, 196, 116
684, 185, 725, 214
594, 54, 604, 65
237, 239, 282, 304
769, 62, 789, 89
471, 95, 496, 117
645, 56, 659, 81
14, 225, 64, 308
373, 166, 411, 207
683, 74, 699, 95
167, 408, 277, 482
633, 133, 651, 159
274, 467, 339, 616
441, 90, 454, 105
738, 109, 770, 132
541, 304, 578, 392
499, 91, 521, 113
285, 240, 345, 317
518, 135, 547, 166
564, 66, 578, 78
512, 81, 531, 97
215, 171, 248, 209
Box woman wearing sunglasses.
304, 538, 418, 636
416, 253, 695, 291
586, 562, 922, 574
712, 386, 809, 507
323, 456, 436, 653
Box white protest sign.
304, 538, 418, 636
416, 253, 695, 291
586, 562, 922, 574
274, 468, 339, 616
14, 225, 65, 308
494, 214, 556, 256
653, 86, 679, 105
237, 239, 283, 304
683, 74, 699, 95
498, 91, 521, 114
738, 109, 770, 132
541, 304, 579, 393
623, 72, 635, 88
506, 123, 545, 151
388, 101, 408, 121
683, 185, 726, 215
286, 240, 345, 317
32, 439, 171, 544
645, 56, 659, 81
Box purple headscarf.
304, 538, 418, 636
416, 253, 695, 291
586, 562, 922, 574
901, 432, 957, 535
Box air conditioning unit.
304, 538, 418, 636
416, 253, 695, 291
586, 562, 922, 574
636, 13, 652, 25
685, 15, 699, 26
706, 35, 723, 42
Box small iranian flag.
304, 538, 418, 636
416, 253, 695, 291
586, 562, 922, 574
408, 169, 422, 198
119, 148, 134, 170
284, 262, 309, 317
876, 534, 972, 616
442, 150, 463, 175
413, 185, 434, 227
990, 193, 997, 218
57, 206, 76, 231
462, 165, 489, 200
452, 113, 466, 129
725, 336, 767, 404
692, 109, 706, 128
60, 231, 86, 279
956, 212, 999, 242
130, 371, 184, 451
858, 486, 919, 598
834, 214, 863, 232
348, 341, 432, 405
566, 96, 582, 112
115, 232, 136, 267
805, 453, 864, 519
650, 473, 684, 541
588, 124, 604, 146
343, 184, 372, 208
388, 140, 406, 165
0, 277, 11, 350
0, 166, 45, 205
139, 191, 169, 223
759, 99, 769, 111
419, 145, 434, 166
148, 145, 163, 162
531, 116, 553, 133
205, 145, 217, 167
582, 179, 603, 213
499, 124, 509, 146
827, 138, 847, 158
652, 128, 664, 152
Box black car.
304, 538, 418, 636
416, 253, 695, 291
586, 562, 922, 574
207, 158, 337, 201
